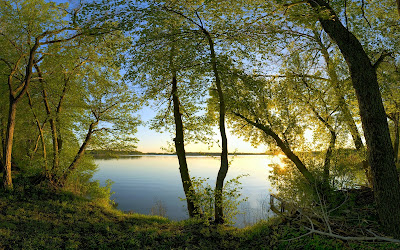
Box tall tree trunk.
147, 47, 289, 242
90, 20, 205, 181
307, 0, 400, 236
55, 74, 69, 153
2, 44, 38, 189
2, 100, 17, 190
169, 46, 201, 218
171, 73, 201, 217
203, 30, 229, 224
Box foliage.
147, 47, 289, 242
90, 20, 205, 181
182, 174, 248, 225
269, 150, 368, 208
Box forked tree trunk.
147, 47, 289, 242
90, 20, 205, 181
203, 30, 229, 224
307, 0, 400, 236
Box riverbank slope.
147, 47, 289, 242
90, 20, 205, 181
0, 186, 397, 249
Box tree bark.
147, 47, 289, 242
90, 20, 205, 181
315, 30, 365, 152
307, 0, 400, 236
203, 30, 229, 224
316, 33, 373, 187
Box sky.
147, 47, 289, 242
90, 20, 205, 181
40, 0, 271, 153
135, 106, 268, 153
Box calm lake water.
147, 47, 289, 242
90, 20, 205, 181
93, 155, 281, 227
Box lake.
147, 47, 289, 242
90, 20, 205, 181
93, 155, 282, 227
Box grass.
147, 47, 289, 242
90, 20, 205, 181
0, 185, 399, 249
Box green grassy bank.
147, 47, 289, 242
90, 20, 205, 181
0, 186, 398, 249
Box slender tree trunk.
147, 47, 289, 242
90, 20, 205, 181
169, 46, 201, 218
58, 121, 97, 186
317, 37, 372, 187
323, 130, 336, 187
36, 65, 60, 173
307, 0, 400, 236
27, 92, 48, 175
316, 31, 365, 152
171, 73, 201, 217
2, 100, 17, 190
2, 43, 39, 189
55, 75, 68, 153
203, 30, 229, 224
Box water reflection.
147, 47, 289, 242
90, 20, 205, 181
93, 155, 278, 227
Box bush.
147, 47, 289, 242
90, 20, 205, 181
182, 174, 248, 225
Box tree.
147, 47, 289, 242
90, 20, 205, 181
295, 0, 400, 236
0, 0, 83, 189
114, 2, 211, 217
34, 32, 139, 187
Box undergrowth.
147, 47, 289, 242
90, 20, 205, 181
0, 184, 398, 249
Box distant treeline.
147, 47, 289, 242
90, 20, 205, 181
87, 150, 144, 158
87, 150, 272, 158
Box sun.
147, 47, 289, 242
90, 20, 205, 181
273, 152, 287, 170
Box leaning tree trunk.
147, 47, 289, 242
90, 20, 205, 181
57, 121, 97, 187
307, 0, 400, 237
203, 30, 229, 224
233, 112, 316, 184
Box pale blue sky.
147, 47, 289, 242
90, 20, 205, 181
135, 106, 268, 153
42, 0, 269, 153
